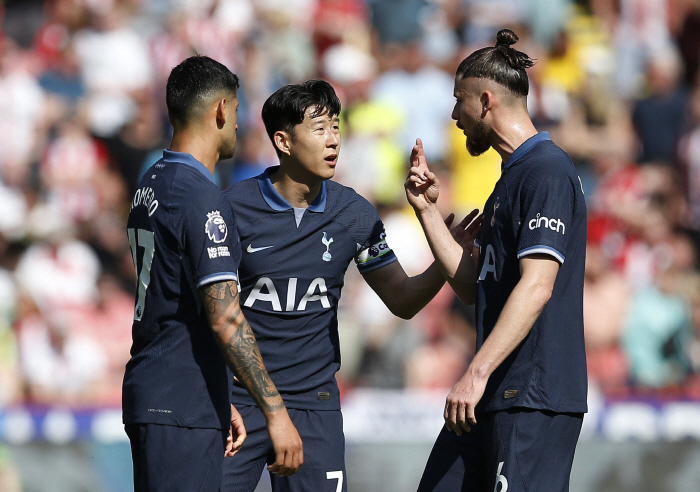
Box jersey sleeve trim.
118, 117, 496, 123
196, 272, 239, 289
357, 251, 398, 273
517, 245, 564, 264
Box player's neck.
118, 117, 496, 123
169, 131, 219, 175
269, 166, 323, 209
490, 115, 538, 164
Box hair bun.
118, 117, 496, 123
496, 29, 519, 47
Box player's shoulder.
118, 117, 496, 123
226, 175, 258, 195
515, 140, 577, 181
225, 175, 261, 205
535, 140, 574, 169
172, 161, 216, 188
325, 180, 384, 241
325, 180, 375, 214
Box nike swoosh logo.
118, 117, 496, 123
247, 244, 274, 253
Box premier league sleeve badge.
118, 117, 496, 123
205, 210, 228, 244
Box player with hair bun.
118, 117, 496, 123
406, 29, 587, 491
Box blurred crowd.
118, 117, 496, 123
1, 0, 700, 417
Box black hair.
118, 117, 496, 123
166, 55, 239, 127
261, 79, 341, 156
455, 29, 535, 97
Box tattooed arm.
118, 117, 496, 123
201, 281, 304, 476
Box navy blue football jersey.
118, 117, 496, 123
475, 132, 587, 414
122, 150, 241, 430
225, 168, 397, 410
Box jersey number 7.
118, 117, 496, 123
127, 228, 155, 321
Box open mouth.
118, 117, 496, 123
325, 155, 337, 165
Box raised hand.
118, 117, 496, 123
448, 210, 482, 253
405, 138, 440, 211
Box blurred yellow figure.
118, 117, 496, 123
446, 124, 501, 215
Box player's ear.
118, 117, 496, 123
480, 91, 492, 117
273, 131, 292, 156
215, 98, 227, 130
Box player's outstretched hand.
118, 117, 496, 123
405, 138, 440, 212
443, 368, 488, 436
225, 404, 246, 457
448, 210, 482, 253
266, 409, 304, 477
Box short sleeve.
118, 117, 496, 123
180, 185, 241, 288
355, 229, 398, 273
516, 169, 573, 264
339, 199, 397, 273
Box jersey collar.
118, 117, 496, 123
161, 149, 215, 184
257, 166, 327, 212
502, 132, 551, 171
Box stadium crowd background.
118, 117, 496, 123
2, 0, 700, 488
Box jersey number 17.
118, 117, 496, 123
127, 228, 155, 321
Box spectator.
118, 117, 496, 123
0, 36, 47, 187
370, 41, 454, 163
16, 309, 108, 406
14, 204, 100, 313
73, 3, 153, 136
63, 273, 133, 406
632, 46, 689, 165
584, 242, 631, 395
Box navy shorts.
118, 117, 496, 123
220, 405, 346, 492
125, 423, 228, 492
417, 408, 583, 492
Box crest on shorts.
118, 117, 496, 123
205, 211, 228, 244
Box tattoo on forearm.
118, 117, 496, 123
202, 281, 284, 413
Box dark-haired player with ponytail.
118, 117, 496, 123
406, 29, 587, 491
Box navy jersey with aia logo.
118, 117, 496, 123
225, 168, 397, 410
122, 150, 241, 430
475, 132, 587, 414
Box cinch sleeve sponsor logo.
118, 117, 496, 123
528, 213, 565, 235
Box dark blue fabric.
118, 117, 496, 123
475, 135, 588, 414
418, 409, 582, 491
220, 406, 346, 492
123, 150, 241, 430
225, 170, 396, 410
126, 423, 227, 492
